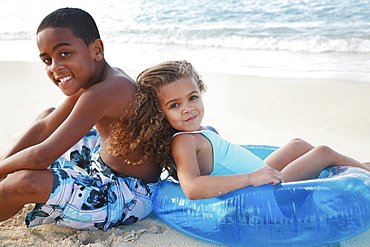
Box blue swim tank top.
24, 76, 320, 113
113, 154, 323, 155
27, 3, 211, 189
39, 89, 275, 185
172, 130, 267, 176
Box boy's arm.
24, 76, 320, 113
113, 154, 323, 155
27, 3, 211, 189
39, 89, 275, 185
0, 86, 112, 175
1, 91, 82, 160
173, 135, 282, 200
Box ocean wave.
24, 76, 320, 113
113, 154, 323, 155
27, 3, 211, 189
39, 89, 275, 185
2, 0, 370, 55
3, 30, 370, 54
103, 31, 370, 53
0, 32, 34, 41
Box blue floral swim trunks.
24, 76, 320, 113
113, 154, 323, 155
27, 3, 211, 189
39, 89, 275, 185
25, 129, 158, 231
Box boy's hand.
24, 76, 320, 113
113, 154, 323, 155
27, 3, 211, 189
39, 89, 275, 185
249, 166, 283, 187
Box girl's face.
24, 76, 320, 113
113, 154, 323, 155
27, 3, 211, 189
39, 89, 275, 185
159, 76, 204, 132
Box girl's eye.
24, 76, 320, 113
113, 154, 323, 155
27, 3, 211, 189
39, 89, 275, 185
170, 103, 179, 109
190, 95, 198, 100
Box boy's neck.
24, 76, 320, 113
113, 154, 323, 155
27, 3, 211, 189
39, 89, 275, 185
89, 59, 108, 88
96, 60, 107, 83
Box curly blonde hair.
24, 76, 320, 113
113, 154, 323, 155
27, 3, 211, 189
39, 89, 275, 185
108, 61, 206, 174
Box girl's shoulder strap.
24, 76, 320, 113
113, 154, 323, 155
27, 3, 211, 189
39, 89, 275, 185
172, 130, 205, 139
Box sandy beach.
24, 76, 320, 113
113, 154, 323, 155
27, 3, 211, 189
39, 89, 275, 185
0, 61, 369, 246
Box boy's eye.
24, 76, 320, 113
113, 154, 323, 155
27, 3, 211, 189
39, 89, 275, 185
60, 51, 71, 57
190, 95, 198, 100
41, 57, 51, 64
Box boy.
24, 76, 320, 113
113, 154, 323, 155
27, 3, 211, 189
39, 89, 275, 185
0, 8, 160, 231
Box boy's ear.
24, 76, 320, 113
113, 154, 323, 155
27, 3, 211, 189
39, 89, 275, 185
92, 39, 104, 61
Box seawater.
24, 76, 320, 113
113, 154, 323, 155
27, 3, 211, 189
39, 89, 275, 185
1, 0, 370, 81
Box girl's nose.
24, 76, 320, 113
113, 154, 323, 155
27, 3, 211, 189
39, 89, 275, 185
183, 106, 194, 114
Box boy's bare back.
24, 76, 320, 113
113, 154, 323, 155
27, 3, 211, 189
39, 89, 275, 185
35, 26, 160, 182
92, 67, 160, 182
0, 26, 159, 182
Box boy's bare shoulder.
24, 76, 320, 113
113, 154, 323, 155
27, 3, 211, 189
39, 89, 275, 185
78, 65, 136, 119
113, 67, 133, 79
87, 66, 136, 95
107, 66, 135, 86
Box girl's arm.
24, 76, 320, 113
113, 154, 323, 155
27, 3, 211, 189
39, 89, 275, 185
172, 134, 282, 200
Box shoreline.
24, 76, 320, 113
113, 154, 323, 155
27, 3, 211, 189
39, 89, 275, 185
0, 61, 369, 246
2, 39, 370, 83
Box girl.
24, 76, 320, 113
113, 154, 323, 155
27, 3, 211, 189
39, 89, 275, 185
108, 60, 370, 200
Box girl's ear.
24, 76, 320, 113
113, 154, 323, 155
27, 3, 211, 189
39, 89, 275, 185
92, 39, 104, 61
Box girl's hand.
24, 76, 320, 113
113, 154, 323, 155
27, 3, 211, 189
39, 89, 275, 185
249, 166, 283, 187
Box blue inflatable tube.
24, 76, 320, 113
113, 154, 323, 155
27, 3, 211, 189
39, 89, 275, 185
152, 145, 370, 247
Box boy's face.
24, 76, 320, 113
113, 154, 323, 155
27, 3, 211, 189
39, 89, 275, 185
37, 27, 99, 96
159, 76, 204, 132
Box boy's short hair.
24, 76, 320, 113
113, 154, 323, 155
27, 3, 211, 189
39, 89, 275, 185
37, 7, 100, 46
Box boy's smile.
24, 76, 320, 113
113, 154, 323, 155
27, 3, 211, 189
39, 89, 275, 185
58, 75, 73, 86
37, 27, 99, 96
159, 77, 204, 132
